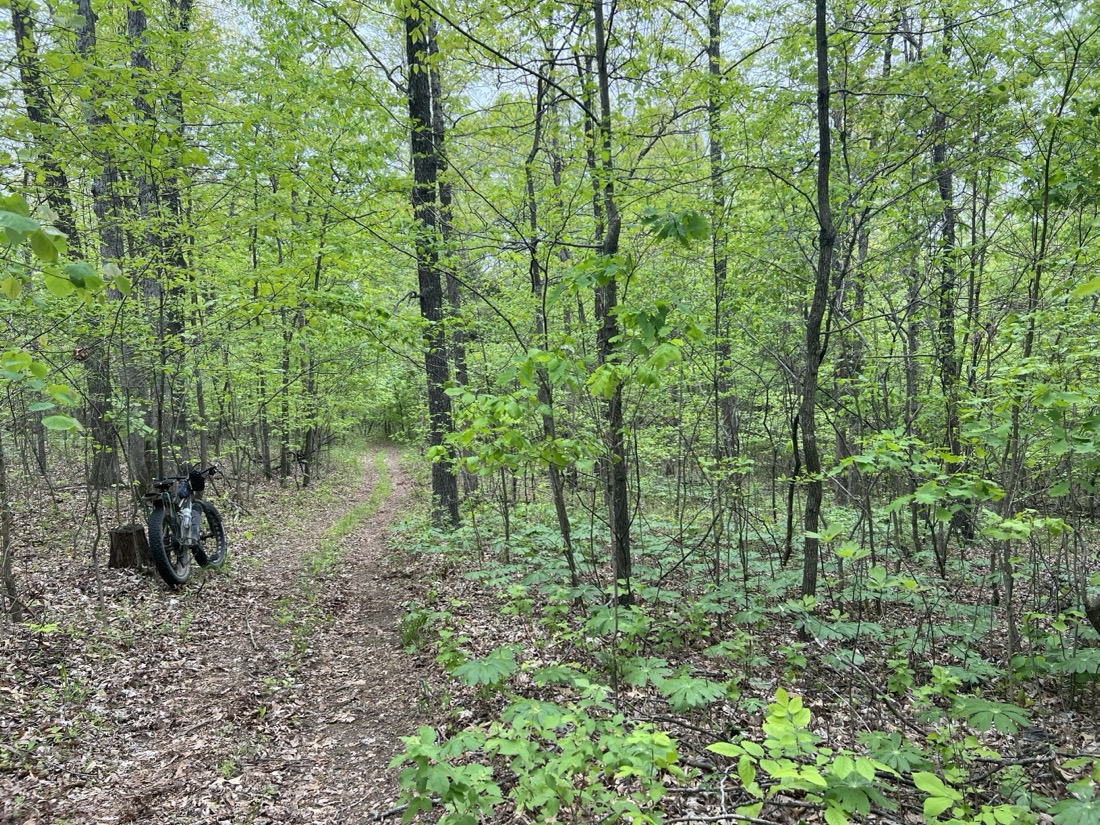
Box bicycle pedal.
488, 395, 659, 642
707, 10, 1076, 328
193, 547, 210, 566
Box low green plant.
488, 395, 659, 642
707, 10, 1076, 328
708, 689, 900, 825
1051, 760, 1100, 825
391, 683, 683, 824
399, 606, 437, 652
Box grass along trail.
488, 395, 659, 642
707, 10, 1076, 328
1, 445, 425, 824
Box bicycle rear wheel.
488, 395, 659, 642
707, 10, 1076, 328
148, 506, 190, 585
194, 501, 227, 568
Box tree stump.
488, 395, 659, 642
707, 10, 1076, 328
109, 523, 152, 572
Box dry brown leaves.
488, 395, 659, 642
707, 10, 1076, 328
1, 448, 431, 824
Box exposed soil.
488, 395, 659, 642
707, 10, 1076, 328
1, 446, 430, 824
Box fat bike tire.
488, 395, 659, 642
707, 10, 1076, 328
148, 507, 190, 585
194, 501, 228, 568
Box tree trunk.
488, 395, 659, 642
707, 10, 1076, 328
428, 23, 468, 389
406, 1, 459, 527
801, 0, 836, 599
0, 429, 23, 623
592, 0, 631, 603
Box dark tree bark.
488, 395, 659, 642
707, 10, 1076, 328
707, 0, 738, 462
427, 23, 468, 389
406, 2, 460, 527
931, 21, 960, 460
592, 0, 631, 603
801, 0, 837, 599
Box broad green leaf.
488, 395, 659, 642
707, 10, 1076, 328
47, 384, 79, 406
44, 272, 75, 297
706, 741, 743, 758
0, 194, 31, 216
29, 229, 58, 262
179, 146, 210, 165
63, 262, 97, 289
1050, 480, 1071, 497
452, 649, 517, 686
923, 796, 955, 818
913, 771, 949, 796
42, 415, 80, 431
1071, 276, 1100, 298
0, 209, 40, 239
0, 278, 21, 300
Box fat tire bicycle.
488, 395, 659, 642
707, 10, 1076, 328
146, 465, 227, 586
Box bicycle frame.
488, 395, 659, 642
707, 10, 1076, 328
146, 465, 225, 585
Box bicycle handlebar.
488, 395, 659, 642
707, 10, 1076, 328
151, 465, 219, 488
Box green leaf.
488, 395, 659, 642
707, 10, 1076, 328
657, 676, 726, 711
0, 209, 40, 240
64, 262, 97, 289
44, 271, 75, 297
29, 229, 58, 262
42, 415, 81, 431
1050, 480, 1071, 497
0, 194, 31, 217
913, 771, 949, 795
452, 648, 517, 687
706, 741, 743, 758
1071, 276, 1100, 298
179, 146, 210, 165
0, 278, 22, 300
47, 384, 79, 406
923, 796, 955, 818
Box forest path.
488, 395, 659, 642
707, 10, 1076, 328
240, 445, 427, 823
5, 446, 428, 825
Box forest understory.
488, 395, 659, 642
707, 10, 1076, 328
3, 451, 1100, 825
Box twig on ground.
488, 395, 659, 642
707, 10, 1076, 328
245, 612, 260, 651
370, 797, 440, 821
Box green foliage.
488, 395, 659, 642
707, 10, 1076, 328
1052, 764, 1100, 825
452, 646, 518, 689
392, 691, 681, 824
707, 690, 898, 823
952, 697, 1031, 735
390, 726, 502, 825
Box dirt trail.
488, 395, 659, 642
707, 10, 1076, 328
257, 447, 427, 822
3, 446, 428, 824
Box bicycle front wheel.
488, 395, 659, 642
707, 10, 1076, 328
148, 506, 190, 585
194, 501, 228, 568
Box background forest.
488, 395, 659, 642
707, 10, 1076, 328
3, 0, 1100, 821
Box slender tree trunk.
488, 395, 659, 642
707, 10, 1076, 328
0, 429, 22, 624
800, 0, 836, 599
406, 1, 459, 527
592, 0, 631, 603
931, 20, 960, 461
